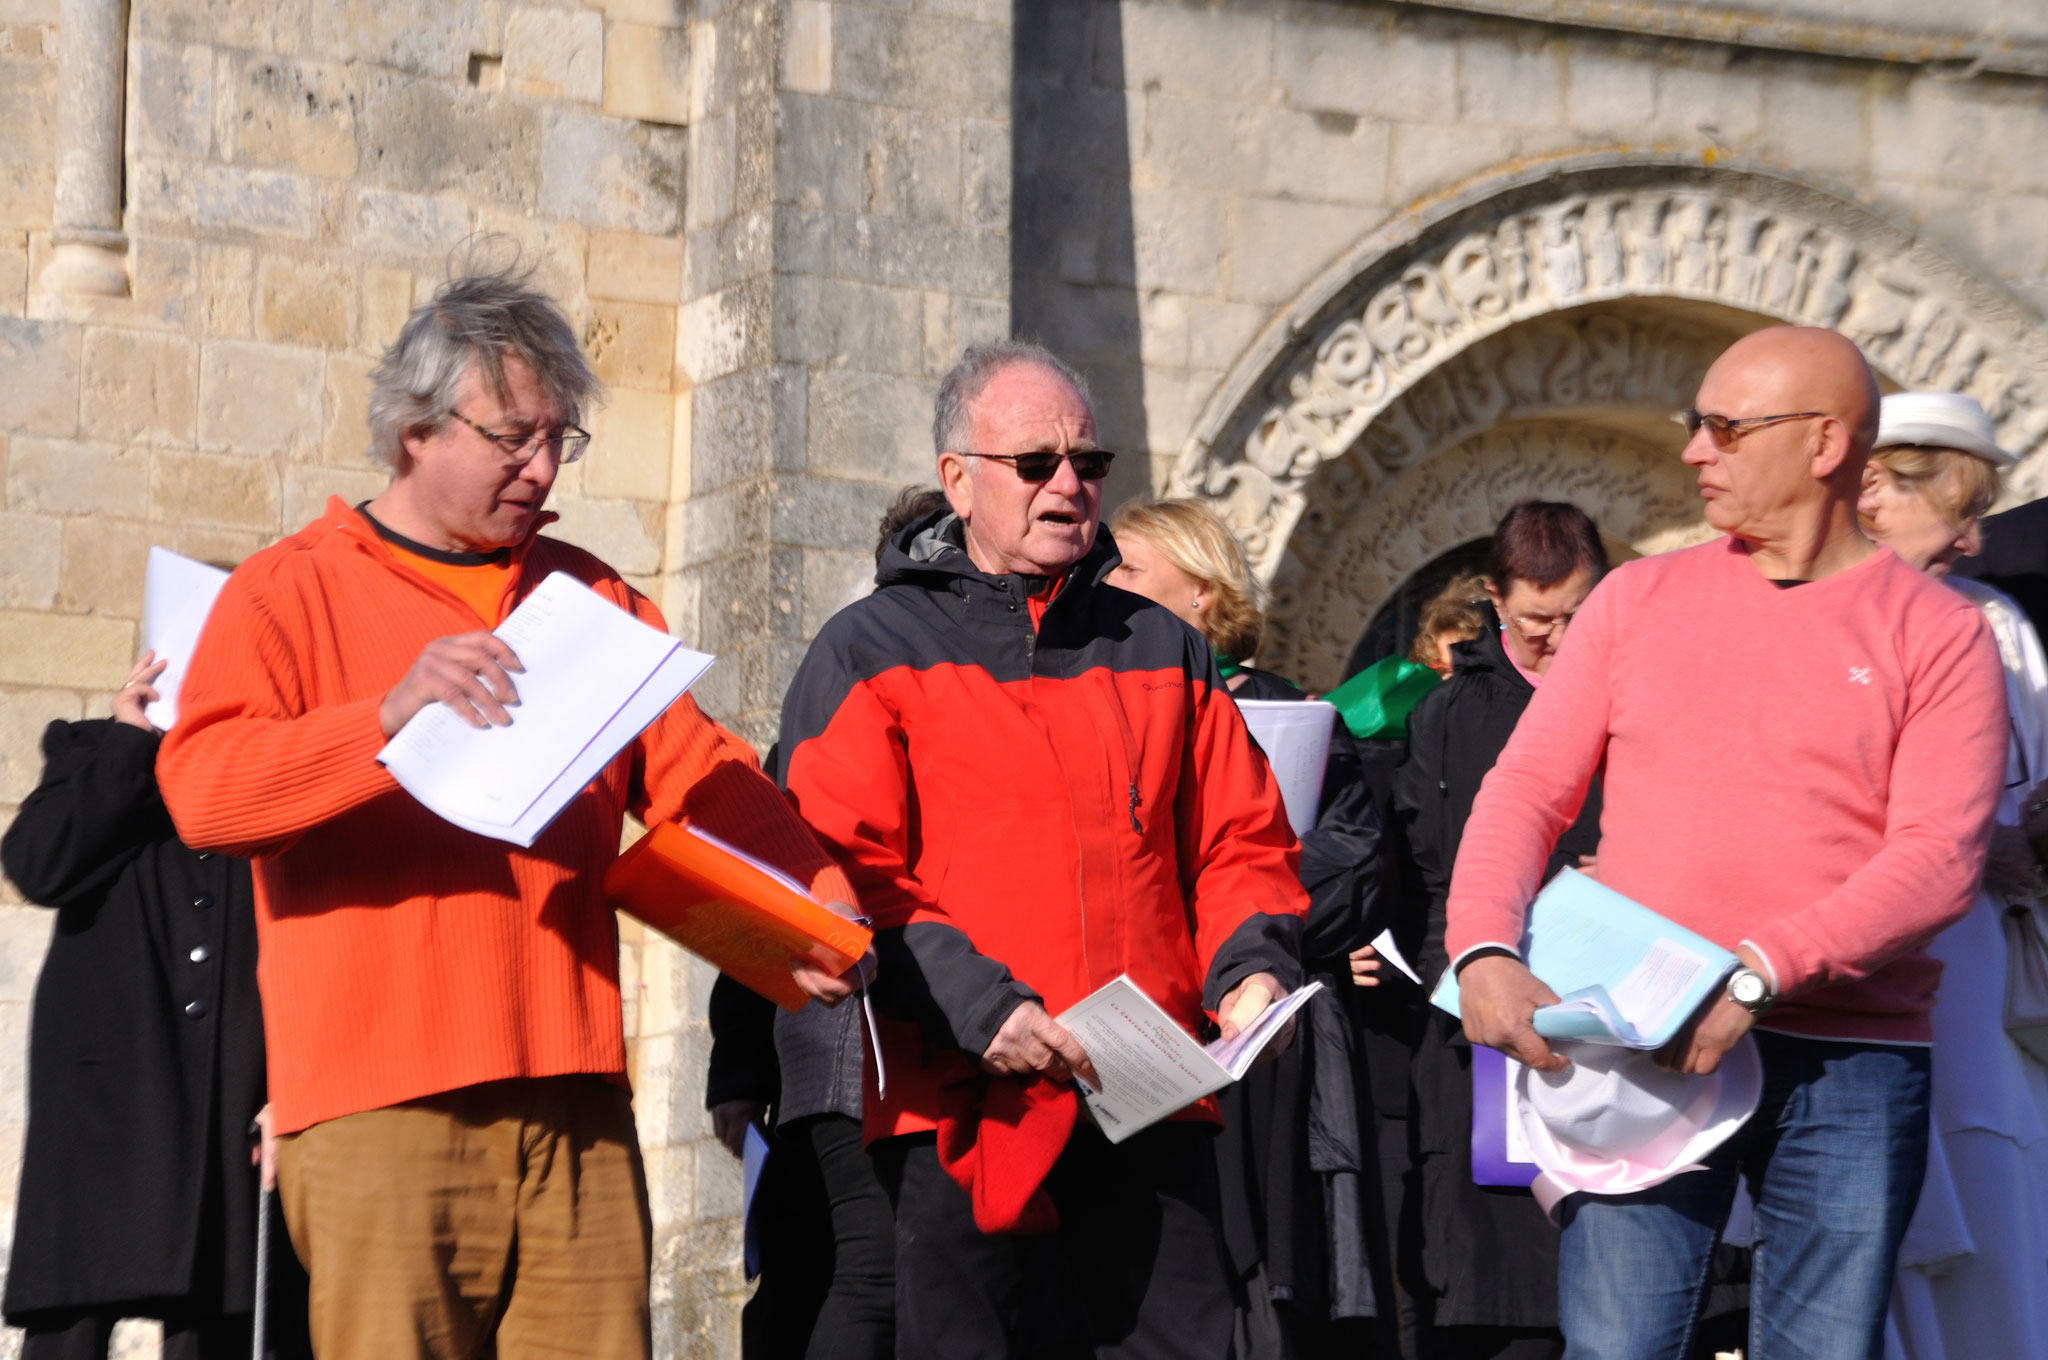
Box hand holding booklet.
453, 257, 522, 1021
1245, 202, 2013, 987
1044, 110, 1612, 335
1431, 868, 1737, 1049
1055, 975, 1322, 1143
377, 572, 714, 847
604, 820, 873, 1013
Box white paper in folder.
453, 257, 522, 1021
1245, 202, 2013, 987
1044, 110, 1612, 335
141, 547, 231, 731
1235, 699, 1337, 836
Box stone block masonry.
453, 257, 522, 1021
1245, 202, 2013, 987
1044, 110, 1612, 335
0, 1, 717, 1354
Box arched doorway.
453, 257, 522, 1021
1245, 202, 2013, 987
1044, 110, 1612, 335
1171, 154, 2048, 692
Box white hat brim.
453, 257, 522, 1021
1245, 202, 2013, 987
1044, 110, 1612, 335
1873, 420, 2016, 468
1517, 1036, 1763, 1220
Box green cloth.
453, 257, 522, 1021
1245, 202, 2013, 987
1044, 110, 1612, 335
1214, 647, 1243, 680
1324, 654, 1441, 741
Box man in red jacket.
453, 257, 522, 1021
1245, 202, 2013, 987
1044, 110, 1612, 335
775, 339, 1310, 1358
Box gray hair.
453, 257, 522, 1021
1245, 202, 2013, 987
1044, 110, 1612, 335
365, 267, 601, 470
931, 339, 1094, 459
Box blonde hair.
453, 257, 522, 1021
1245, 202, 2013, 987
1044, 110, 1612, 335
1409, 573, 1489, 669
1869, 444, 2001, 525
1110, 499, 1264, 662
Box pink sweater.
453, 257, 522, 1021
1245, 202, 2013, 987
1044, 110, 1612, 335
1446, 538, 2007, 1044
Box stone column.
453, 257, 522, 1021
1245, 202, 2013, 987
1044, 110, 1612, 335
39, 0, 129, 297
642, 0, 1014, 1348
670, 0, 1014, 746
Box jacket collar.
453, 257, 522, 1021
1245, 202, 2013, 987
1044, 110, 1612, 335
875, 508, 1124, 602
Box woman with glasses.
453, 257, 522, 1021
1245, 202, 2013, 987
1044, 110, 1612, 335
1396, 500, 1609, 1360
1107, 498, 1396, 1358
1860, 392, 2048, 1360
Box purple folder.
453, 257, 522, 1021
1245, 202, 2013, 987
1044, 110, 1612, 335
1470, 1045, 1538, 1188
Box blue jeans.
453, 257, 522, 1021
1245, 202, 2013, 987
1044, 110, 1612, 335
1556, 1031, 1930, 1360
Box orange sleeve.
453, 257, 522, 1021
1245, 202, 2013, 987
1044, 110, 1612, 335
157, 569, 399, 858
623, 591, 859, 911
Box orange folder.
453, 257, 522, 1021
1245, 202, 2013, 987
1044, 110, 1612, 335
605, 820, 872, 1012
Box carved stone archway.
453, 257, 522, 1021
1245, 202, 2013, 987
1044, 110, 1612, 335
1170, 155, 2048, 689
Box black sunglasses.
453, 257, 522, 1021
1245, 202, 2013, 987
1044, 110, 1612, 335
956, 449, 1117, 482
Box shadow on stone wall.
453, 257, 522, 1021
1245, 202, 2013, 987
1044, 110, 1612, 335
1012, 0, 1151, 512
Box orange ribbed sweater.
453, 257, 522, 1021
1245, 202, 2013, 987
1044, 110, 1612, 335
158, 497, 856, 1134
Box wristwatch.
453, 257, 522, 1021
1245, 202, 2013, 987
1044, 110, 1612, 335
1725, 967, 1774, 1015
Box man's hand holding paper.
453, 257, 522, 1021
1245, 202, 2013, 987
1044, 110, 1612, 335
1653, 943, 1767, 1076
1217, 970, 1297, 1063
981, 1001, 1101, 1091
1457, 955, 1569, 1073
379, 630, 527, 736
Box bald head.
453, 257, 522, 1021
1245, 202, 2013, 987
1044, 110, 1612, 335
1683, 326, 1884, 555
1706, 326, 1880, 455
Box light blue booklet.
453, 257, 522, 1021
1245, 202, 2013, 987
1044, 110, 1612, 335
1431, 868, 1738, 1049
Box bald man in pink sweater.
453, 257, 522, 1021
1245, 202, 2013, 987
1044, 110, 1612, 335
1448, 328, 2006, 1360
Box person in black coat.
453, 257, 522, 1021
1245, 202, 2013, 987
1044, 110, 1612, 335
1393, 503, 1608, 1360
0, 653, 308, 1360
1108, 498, 1395, 1358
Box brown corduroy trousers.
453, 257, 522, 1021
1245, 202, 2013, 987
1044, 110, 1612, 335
276, 1075, 652, 1360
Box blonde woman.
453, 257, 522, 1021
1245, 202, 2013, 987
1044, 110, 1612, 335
1861, 392, 2048, 1360
1107, 498, 1268, 688
1108, 498, 1396, 1353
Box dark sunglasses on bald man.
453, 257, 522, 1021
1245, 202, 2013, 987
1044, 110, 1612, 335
1673, 408, 1827, 449
957, 449, 1117, 482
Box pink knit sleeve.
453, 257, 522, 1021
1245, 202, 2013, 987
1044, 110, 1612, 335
1442, 575, 1618, 965
1744, 604, 2006, 996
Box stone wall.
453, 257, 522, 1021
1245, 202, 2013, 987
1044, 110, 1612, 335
668, 0, 1011, 748
0, 0, 705, 1354
1011, 0, 2048, 498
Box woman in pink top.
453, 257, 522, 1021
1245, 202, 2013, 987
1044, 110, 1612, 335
1859, 393, 2048, 1360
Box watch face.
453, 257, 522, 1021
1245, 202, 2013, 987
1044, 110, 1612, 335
1731, 972, 1766, 1005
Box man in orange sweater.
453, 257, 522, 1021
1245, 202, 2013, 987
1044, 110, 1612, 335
158, 268, 859, 1360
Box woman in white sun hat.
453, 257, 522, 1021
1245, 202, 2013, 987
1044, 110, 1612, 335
1858, 389, 2048, 1360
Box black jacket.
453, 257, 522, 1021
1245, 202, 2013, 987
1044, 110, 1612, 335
1214, 666, 1389, 1335
1393, 623, 1602, 988
0, 720, 264, 1318
1390, 621, 1602, 1331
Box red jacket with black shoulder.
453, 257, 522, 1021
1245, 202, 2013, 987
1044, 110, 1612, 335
774, 511, 1309, 1139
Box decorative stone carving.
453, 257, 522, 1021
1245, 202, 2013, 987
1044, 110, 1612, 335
1264, 423, 1713, 689
1174, 158, 2048, 576
1172, 156, 2048, 685
1273, 309, 1721, 610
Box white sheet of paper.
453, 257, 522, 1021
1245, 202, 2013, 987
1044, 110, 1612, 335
1370, 928, 1422, 985
140, 547, 231, 731
1603, 937, 1713, 1036
378, 572, 714, 846
1057, 975, 1320, 1144
1503, 1056, 1535, 1164
1235, 699, 1336, 837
